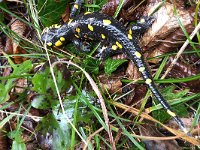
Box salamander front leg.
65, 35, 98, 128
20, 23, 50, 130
73, 38, 91, 52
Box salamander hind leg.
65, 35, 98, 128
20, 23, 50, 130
73, 38, 91, 52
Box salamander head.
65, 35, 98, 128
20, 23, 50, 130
41, 24, 68, 47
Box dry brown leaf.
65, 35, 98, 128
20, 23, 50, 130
125, 61, 142, 80
139, 123, 182, 150
10, 18, 28, 63
0, 115, 9, 150
141, 1, 194, 48
98, 74, 123, 94
166, 57, 200, 92
5, 38, 13, 54
61, 5, 70, 23
13, 78, 28, 93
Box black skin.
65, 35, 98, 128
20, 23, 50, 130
96, 16, 155, 59
41, 8, 188, 135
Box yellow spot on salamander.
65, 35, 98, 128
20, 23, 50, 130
55, 40, 62, 47
139, 67, 145, 72
116, 41, 122, 49
68, 19, 73, 25
134, 51, 141, 58
84, 35, 88, 38
101, 34, 106, 39
60, 37, 65, 41
54, 24, 61, 28
76, 28, 80, 33
167, 110, 176, 117
129, 28, 132, 35
145, 79, 152, 84
84, 12, 92, 15
88, 24, 94, 31
74, 4, 79, 9
140, 18, 145, 23
47, 42, 52, 47
112, 45, 118, 50
128, 34, 132, 40
75, 34, 80, 38
103, 20, 111, 25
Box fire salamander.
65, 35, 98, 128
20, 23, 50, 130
41, 1, 188, 135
